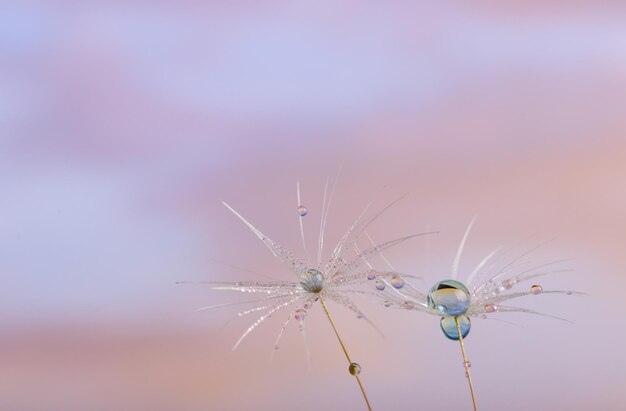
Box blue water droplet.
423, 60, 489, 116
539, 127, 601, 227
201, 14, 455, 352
440, 315, 471, 340
294, 308, 307, 321
427, 280, 471, 316
366, 270, 377, 280
391, 275, 405, 289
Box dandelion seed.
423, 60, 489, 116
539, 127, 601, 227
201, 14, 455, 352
383, 220, 582, 411
179, 181, 434, 411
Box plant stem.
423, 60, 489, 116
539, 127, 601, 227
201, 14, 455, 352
455, 316, 478, 411
319, 295, 373, 411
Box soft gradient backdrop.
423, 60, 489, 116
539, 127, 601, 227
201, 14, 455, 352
2, 2, 625, 410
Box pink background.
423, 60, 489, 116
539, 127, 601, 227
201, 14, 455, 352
1, 2, 625, 410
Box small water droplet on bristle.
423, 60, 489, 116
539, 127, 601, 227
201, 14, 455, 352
391, 275, 405, 289
349, 362, 361, 376
375, 280, 386, 291
484, 303, 496, 313
303, 299, 313, 309
366, 270, 377, 280
501, 279, 514, 290
530, 284, 543, 295
297, 206, 308, 217
403, 301, 415, 309
294, 308, 307, 321
566, 291, 572, 295
384, 300, 391, 307
332, 272, 345, 283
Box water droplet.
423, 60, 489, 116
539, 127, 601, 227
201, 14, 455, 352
566, 291, 572, 296
366, 270, 377, 280
332, 272, 345, 284
294, 308, 307, 321
530, 284, 543, 295
299, 269, 324, 293
440, 315, 471, 340
391, 275, 405, 289
484, 303, 496, 313
303, 299, 313, 309
403, 301, 415, 310
357, 312, 364, 319
375, 280, 386, 291
501, 279, 514, 290
349, 362, 361, 376
297, 206, 308, 217
427, 280, 471, 316
384, 300, 391, 308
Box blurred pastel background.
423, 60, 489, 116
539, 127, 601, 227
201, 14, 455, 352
2, 1, 626, 410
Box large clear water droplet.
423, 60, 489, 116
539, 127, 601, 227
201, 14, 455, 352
294, 308, 307, 321
375, 280, 386, 291
297, 205, 308, 217
427, 280, 471, 316
349, 362, 361, 376
299, 269, 324, 293
391, 275, 405, 289
440, 315, 471, 340
531, 284, 543, 294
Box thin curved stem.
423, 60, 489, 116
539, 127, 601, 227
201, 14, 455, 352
456, 316, 478, 411
319, 295, 373, 411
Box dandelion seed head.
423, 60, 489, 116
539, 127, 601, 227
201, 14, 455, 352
388, 222, 581, 348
